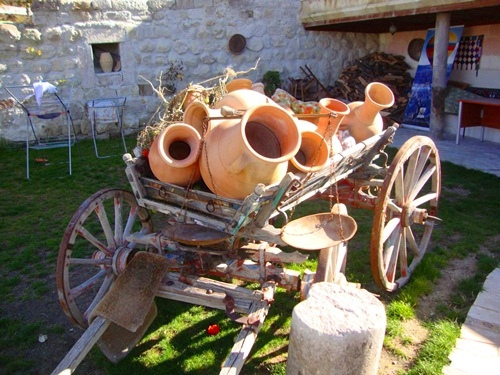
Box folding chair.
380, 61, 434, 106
5, 80, 75, 179
87, 96, 127, 158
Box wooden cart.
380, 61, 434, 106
54, 122, 441, 374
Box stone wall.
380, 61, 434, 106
0, 0, 379, 142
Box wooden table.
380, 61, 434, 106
456, 98, 500, 144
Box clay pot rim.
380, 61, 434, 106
157, 123, 201, 167
240, 104, 301, 162
319, 98, 351, 116
183, 100, 214, 135
226, 78, 253, 92
365, 82, 395, 108
291, 130, 329, 172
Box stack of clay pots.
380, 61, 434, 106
147, 79, 394, 200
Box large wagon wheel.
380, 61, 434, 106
56, 189, 154, 329
371, 136, 441, 292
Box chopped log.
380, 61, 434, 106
329, 52, 413, 121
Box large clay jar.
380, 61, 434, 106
215, 89, 277, 111
99, 52, 113, 73
290, 130, 329, 174
148, 123, 201, 187
316, 98, 350, 141
342, 82, 395, 143
183, 100, 227, 137
200, 104, 301, 200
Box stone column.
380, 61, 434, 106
287, 282, 386, 375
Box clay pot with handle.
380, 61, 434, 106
342, 82, 395, 143
200, 104, 301, 199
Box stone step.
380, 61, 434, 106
443, 346, 500, 375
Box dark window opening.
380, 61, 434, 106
92, 43, 121, 74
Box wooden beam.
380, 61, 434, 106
51, 317, 110, 375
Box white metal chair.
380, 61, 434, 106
5, 80, 75, 179
87, 96, 127, 158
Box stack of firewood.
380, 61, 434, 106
331, 52, 413, 121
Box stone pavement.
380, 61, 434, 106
390, 126, 500, 177
388, 126, 500, 375
442, 268, 500, 375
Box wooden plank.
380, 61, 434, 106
168, 272, 265, 301
156, 277, 253, 313
220, 283, 276, 375
51, 316, 110, 375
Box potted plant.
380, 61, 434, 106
262, 70, 281, 97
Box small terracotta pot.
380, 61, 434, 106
215, 89, 277, 111
317, 98, 350, 141
342, 82, 395, 143
290, 130, 329, 173
200, 104, 300, 199
182, 84, 205, 110
226, 78, 253, 92
183, 100, 227, 136
148, 123, 201, 186
251, 82, 265, 95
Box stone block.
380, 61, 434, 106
287, 282, 386, 375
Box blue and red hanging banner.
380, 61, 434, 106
402, 25, 464, 130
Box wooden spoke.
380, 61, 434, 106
405, 226, 420, 257
70, 269, 107, 300
56, 189, 153, 329
412, 192, 438, 209
381, 217, 401, 244
114, 196, 124, 246
408, 163, 436, 202
83, 273, 116, 321
76, 226, 112, 256
95, 200, 116, 250
371, 136, 441, 291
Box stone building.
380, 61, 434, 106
0, 0, 379, 142
2, 0, 499, 144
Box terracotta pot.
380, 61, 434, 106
148, 123, 201, 186
290, 130, 329, 173
316, 98, 350, 141
226, 78, 253, 92
215, 89, 277, 111
99, 52, 113, 73
183, 100, 227, 136
251, 82, 265, 95
200, 104, 301, 199
295, 119, 318, 133
342, 82, 395, 143
182, 84, 205, 110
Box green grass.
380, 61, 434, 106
406, 321, 461, 375
0, 138, 499, 374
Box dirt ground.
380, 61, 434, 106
1, 250, 481, 375
377, 253, 479, 375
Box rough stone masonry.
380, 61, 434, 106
0, 0, 378, 142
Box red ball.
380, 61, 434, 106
206, 324, 220, 336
